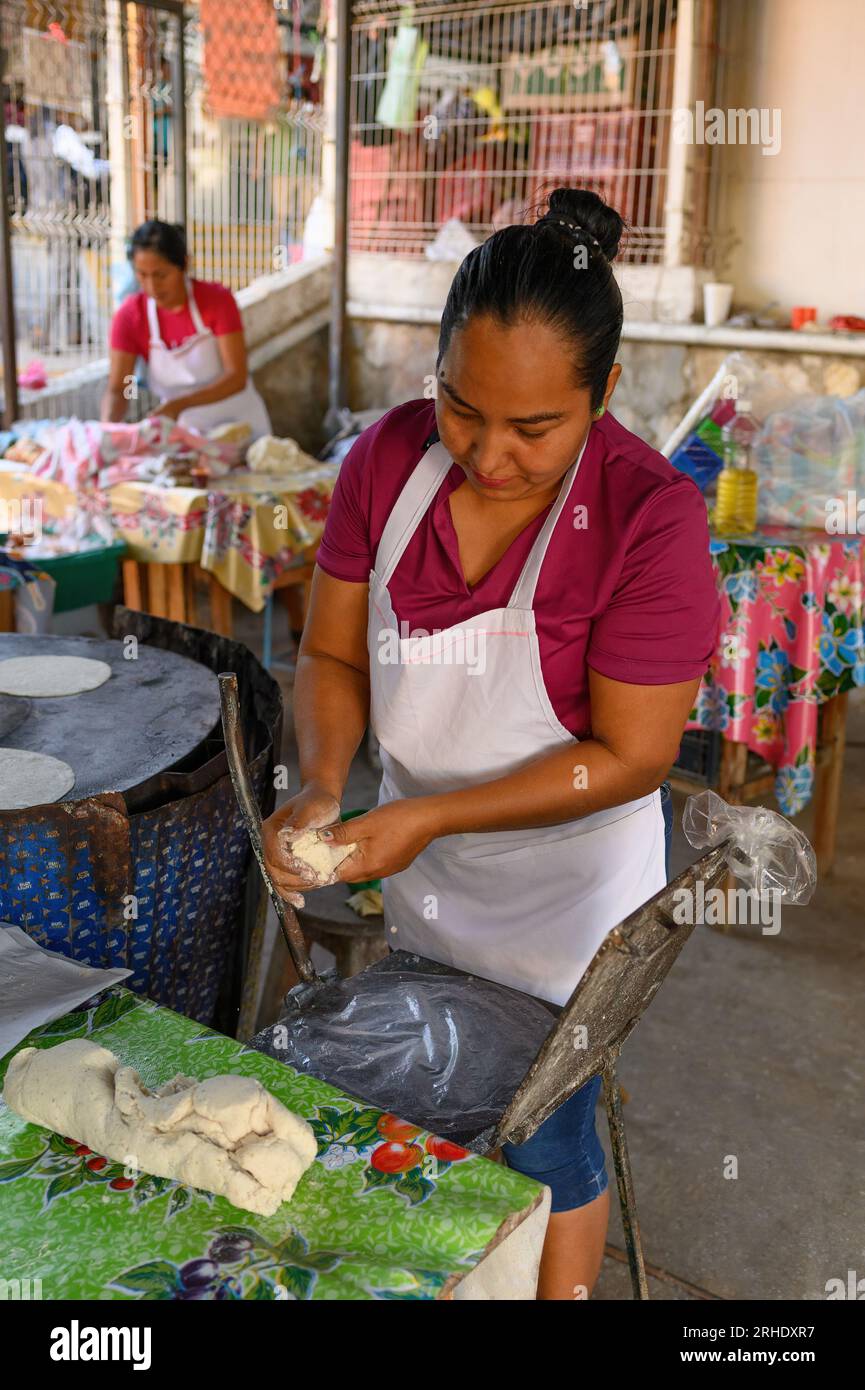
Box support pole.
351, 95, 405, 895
0, 32, 19, 427
172, 9, 187, 228
106, 0, 133, 310
326, 0, 351, 430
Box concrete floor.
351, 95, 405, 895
246, 598, 865, 1302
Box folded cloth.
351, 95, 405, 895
31, 418, 237, 492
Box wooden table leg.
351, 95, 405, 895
811, 691, 849, 876
718, 737, 748, 804
166, 563, 186, 623
122, 559, 144, 612
147, 562, 168, 618
183, 563, 199, 628
715, 736, 749, 928
206, 570, 233, 637
0, 590, 14, 631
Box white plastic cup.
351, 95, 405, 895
703, 282, 734, 327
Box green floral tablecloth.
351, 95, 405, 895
0, 988, 543, 1301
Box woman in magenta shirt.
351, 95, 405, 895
263, 188, 719, 1299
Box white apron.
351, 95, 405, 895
146, 278, 271, 440
368, 438, 666, 1006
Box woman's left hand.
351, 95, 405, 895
318, 798, 440, 883
153, 398, 182, 420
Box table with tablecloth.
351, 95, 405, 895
0, 464, 337, 615
685, 526, 864, 853
0, 986, 548, 1301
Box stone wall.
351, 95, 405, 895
345, 320, 865, 451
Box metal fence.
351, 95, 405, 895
348, 0, 724, 264
1, 0, 325, 405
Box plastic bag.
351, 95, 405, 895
755, 393, 862, 527
682, 791, 816, 904
275, 969, 556, 1137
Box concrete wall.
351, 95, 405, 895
241, 256, 331, 450
346, 315, 865, 450
721, 0, 865, 318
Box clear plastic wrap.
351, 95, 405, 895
755, 392, 863, 527
275, 970, 556, 1137
682, 790, 817, 904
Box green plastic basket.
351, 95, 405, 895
30, 542, 127, 614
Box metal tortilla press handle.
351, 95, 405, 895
218, 672, 319, 986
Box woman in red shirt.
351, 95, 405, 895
101, 220, 271, 438
263, 188, 719, 1299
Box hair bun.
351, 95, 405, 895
546, 188, 624, 262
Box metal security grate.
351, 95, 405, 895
348, 0, 722, 264
1, 0, 326, 393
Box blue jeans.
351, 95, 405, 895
503, 781, 673, 1211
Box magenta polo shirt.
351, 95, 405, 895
316, 399, 720, 738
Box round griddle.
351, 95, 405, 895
0, 634, 220, 801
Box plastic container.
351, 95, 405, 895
30, 542, 126, 613
669, 432, 724, 491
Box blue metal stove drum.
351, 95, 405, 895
0, 611, 282, 1029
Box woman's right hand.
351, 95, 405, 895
261, 781, 342, 907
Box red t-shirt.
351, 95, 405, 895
110, 279, 242, 356
317, 399, 720, 738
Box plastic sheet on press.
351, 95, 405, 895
277, 970, 557, 1136
682, 790, 817, 904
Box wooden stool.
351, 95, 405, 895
299, 883, 389, 978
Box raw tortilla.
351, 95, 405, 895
278, 826, 357, 887
0, 655, 111, 698
3, 1039, 318, 1217
0, 748, 75, 809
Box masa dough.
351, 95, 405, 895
207, 421, 252, 445
278, 826, 357, 887
3, 1039, 317, 1217
246, 435, 317, 474
0, 748, 75, 809
0, 655, 111, 698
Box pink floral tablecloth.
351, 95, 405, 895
687, 526, 865, 814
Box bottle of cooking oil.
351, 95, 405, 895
715, 398, 760, 534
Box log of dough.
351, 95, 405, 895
0, 748, 75, 809
278, 826, 357, 887
0, 655, 111, 697
3, 1039, 318, 1217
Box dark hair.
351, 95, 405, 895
129, 220, 188, 269
438, 188, 625, 411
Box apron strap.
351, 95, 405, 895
146, 294, 163, 347
185, 278, 208, 336
507, 428, 592, 610
375, 439, 453, 585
